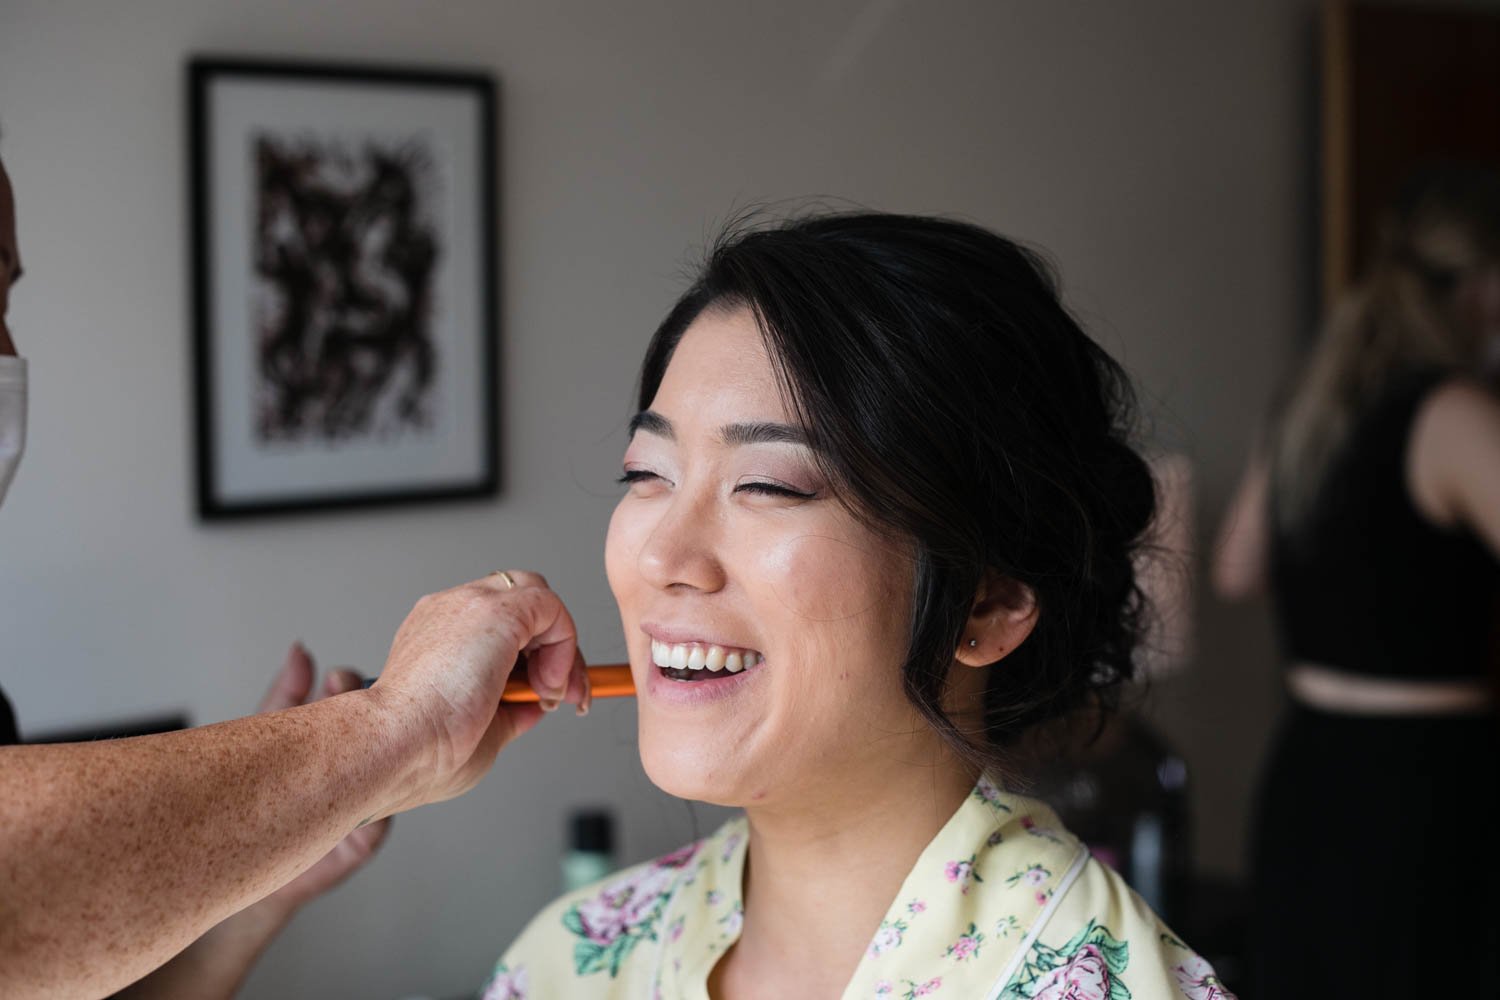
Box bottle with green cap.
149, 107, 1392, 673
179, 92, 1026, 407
562, 808, 616, 892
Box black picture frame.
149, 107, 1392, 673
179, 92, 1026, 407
189, 57, 499, 519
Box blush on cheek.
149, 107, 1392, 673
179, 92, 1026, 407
762, 532, 910, 624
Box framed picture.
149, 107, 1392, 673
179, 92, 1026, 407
189, 58, 498, 518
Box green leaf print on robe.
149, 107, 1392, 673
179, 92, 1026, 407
560, 842, 700, 977
998, 920, 1131, 1000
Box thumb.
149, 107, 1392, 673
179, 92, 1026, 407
259, 642, 315, 713
320, 667, 366, 699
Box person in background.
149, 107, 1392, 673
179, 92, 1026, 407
0, 141, 589, 999
1215, 165, 1500, 999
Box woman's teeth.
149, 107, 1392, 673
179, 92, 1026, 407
651, 640, 761, 679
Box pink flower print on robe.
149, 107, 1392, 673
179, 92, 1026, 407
1006, 863, 1052, 889
942, 854, 984, 894
572, 842, 697, 948
868, 918, 909, 957
943, 922, 984, 962
1173, 954, 1238, 999
562, 842, 701, 977
481, 964, 528, 1000
972, 775, 1009, 809
904, 976, 943, 998
1029, 944, 1112, 1000
1018, 814, 1065, 844
574, 863, 678, 945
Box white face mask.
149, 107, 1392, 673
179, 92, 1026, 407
0, 356, 26, 506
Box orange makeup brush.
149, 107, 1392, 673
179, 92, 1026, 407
501, 663, 635, 703
362, 662, 635, 701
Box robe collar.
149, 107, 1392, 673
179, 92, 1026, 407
653, 777, 1088, 1000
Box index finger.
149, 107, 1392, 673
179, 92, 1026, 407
499, 585, 581, 710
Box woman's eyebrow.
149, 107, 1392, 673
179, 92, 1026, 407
628, 410, 674, 440
720, 421, 809, 447
626, 411, 809, 448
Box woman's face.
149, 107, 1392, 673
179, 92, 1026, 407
605, 305, 929, 808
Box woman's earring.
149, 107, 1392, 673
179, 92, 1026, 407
967, 638, 979, 648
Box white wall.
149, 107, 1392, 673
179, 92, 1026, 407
0, 2, 1306, 996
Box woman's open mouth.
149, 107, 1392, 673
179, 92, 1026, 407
651, 640, 762, 682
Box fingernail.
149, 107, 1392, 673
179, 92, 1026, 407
538, 679, 568, 710
539, 697, 561, 713
575, 701, 590, 718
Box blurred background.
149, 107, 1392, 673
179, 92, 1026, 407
0, 1, 1492, 997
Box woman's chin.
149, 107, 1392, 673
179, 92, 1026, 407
638, 738, 759, 808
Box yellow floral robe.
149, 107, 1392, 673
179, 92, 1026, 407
483, 779, 1236, 999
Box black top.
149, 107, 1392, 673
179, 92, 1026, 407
1270, 370, 1500, 681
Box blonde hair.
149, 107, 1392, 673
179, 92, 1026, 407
1273, 166, 1500, 532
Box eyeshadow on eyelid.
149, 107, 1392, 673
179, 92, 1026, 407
756, 465, 823, 491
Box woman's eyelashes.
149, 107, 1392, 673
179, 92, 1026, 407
734, 480, 818, 499
616, 469, 817, 500
617, 469, 664, 487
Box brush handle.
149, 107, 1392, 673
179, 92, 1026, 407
361, 663, 635, 701
502, 664, 634, 702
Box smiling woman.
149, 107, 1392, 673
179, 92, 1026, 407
483, 214, 1235, 1000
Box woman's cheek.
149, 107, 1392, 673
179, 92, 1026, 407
604, 501, 646, 603
759, 528, 909, 625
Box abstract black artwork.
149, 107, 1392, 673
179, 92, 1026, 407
191, 59, 497, 518
254, 135, 440, 444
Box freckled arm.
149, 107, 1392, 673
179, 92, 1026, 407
0, 690, 423, 999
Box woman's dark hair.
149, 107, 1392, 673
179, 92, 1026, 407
637, 212, 1157, 774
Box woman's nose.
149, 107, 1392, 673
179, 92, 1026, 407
636, 487, 728, 593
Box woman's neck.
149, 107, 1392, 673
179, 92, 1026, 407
711, 754, 978, 999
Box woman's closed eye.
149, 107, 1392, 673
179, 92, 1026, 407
616, 469, 816, 500
617, 469, 664, 487
735, 480, 817, 500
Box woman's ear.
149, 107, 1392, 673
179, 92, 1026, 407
955, 570, 1038, 666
